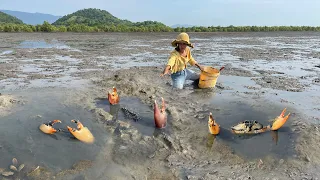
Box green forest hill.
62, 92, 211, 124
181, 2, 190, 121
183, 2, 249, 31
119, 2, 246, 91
0, 11, 24, 24
1, 8, 320, 32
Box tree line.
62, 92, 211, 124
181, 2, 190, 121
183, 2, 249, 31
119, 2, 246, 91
1, 21, 320, 33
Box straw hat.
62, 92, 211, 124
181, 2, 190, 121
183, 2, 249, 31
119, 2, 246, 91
171, 32, 194, 48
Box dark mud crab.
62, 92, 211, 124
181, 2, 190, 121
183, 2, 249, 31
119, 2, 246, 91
231, 120, 268, 134
231, 108, 290, 134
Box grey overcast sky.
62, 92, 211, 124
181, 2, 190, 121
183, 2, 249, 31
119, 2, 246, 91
1, 0, 319, 26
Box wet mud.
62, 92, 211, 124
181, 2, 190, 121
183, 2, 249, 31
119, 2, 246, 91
0, 32, 320, 179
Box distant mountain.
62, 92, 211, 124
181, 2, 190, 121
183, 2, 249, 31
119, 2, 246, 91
0, 10, 61, 25
53, 8, 168, 27
0, 11, 24, 24
53, 8, 131, 26
171, 24, 195, 28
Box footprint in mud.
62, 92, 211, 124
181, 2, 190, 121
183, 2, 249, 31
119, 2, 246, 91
95, 97, 173, 136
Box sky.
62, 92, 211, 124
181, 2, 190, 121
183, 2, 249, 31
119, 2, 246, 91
0, 0, 319, 26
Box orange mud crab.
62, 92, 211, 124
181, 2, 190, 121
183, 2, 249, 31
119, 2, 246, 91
154, 97, 167, 129
107, 87, 119, 105
208, 112, 220, 135
39, 120, 62, 134
67, 120, 95, 144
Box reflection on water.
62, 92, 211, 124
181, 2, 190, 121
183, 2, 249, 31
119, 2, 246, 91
206, 134, 217, 148
109, 104, 120, 121
271, 130, 279, 145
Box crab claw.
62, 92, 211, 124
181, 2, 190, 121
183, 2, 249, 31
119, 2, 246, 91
208, 112, 220, 135
71, 119, 84, 130
271, 108, 291, 131
154, 97, 167, 129
39, 120, 62, 134
67, 120, 95, 144
107, 87, 119, 105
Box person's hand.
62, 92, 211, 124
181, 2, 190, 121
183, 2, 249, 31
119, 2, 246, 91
160, 65, 171, 77
195, 63, 204, 71
160, 71, 169, 77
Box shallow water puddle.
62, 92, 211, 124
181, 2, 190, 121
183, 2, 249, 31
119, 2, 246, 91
219, 75, 259, 92
95, 97, 172, 136
262, 87, 320, 122
0, 50, 13, 55
0, 89, 109, 173
16, 39, 81, 52
18, 40, 68, 49
202, 96, 296, 159
249, 59, 319, 78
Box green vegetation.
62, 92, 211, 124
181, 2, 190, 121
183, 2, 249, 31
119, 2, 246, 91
52, 8, 131, 26
1, 22, 319, 33
0, 11, 24, 24
173, 25, 320, 32
51, 8, 170, 31
0, 8, 319, 32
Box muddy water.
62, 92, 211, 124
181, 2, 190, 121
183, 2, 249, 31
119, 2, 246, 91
188, 86, 296, 159
0, 88, 109, 173
209, 98, 294, 159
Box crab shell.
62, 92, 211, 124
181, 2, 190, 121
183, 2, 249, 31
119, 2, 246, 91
67, 126, 95, 144
232, 126, 270, 134
231, 122, 248, 131
208, 113, 220, 135
39, 120, 61, 134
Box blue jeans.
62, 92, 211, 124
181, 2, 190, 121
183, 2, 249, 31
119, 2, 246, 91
171, 69, 199, 89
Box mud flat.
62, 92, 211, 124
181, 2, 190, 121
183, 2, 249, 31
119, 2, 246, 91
0, 32, 319, 179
